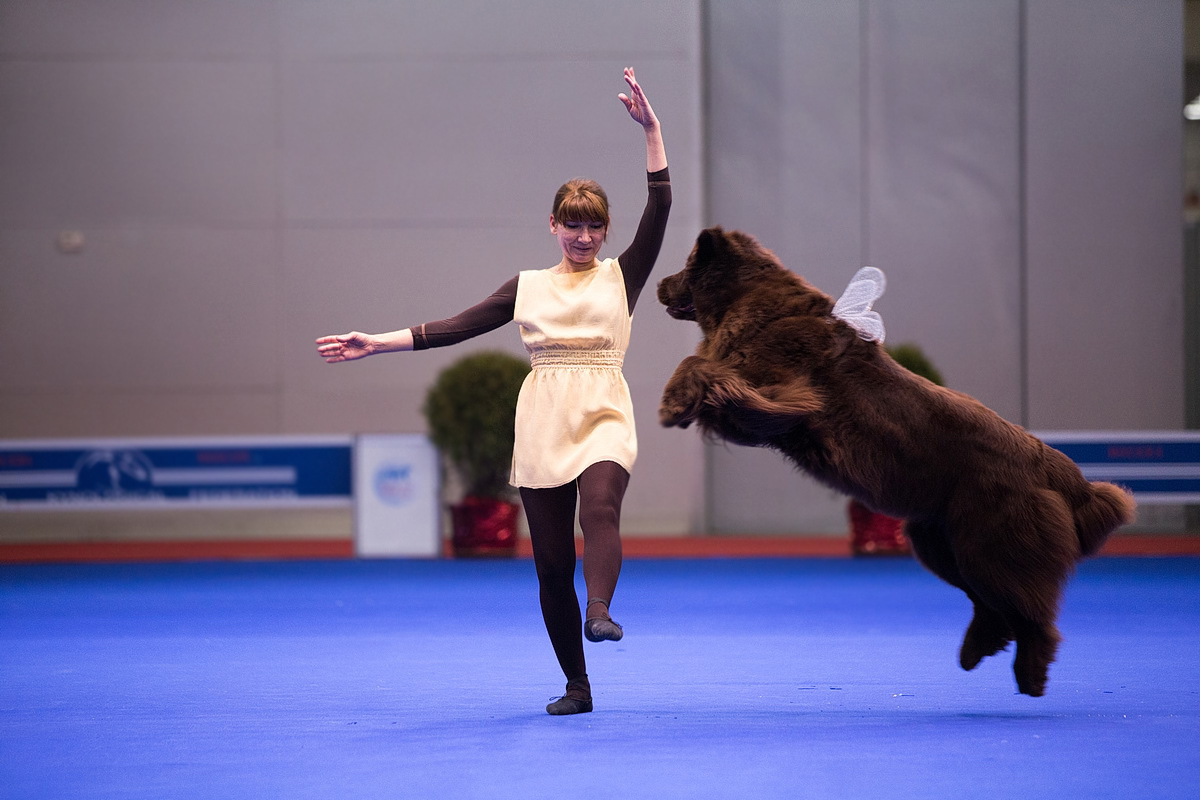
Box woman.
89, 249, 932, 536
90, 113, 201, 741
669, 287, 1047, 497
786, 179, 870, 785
317, 67, 670, 716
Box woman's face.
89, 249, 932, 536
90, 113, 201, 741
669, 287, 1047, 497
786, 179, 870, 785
551, 215, 607, 269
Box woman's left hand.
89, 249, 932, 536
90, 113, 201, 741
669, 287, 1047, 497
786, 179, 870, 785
619, 67, 659, 129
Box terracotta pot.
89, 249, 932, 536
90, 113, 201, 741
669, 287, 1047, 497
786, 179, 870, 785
451, 496, 519, 557
848, 498, 911, 556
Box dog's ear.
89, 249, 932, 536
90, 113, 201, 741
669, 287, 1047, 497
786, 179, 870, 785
693, 227, 726, 265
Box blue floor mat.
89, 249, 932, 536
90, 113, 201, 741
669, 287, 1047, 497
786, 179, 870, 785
1, 557, 1197, 799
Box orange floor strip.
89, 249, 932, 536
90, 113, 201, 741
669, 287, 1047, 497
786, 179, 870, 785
1095, 535, 1200, 556
1, 533, 1197, 564
0, 539, 356, 564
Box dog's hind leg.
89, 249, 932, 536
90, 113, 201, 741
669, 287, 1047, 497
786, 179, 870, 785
905, 518, 1012, 671
951, 490, 1076, 697
1007, 616, 1062, 698
957, 576, 1063, 697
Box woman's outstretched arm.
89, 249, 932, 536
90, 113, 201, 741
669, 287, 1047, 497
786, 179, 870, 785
316, 328, 413, 362
316, 277, 518, 363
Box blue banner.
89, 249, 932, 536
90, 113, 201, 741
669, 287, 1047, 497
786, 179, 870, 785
1038, 432, 1200, 504
0, 437, 353, 509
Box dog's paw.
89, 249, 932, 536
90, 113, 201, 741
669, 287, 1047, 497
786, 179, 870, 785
959, 629, 1011, 671
658, 394, 697, 428
959, 605, 1014, 671
659, 357, 710, 428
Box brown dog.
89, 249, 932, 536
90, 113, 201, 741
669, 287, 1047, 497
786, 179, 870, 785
656, 227, 1135, 696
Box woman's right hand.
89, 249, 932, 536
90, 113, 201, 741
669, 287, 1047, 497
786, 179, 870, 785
316, 332, 374, 363
618, 67, 659, 130
619, 66, 667, 173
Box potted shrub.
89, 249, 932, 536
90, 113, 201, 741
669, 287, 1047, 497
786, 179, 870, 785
849, 343, 946, 556
423, 350, 530, 557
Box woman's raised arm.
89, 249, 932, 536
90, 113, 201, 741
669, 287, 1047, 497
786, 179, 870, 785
619, 67, 667, 173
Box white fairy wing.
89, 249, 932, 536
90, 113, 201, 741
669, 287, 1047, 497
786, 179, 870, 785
831, 266, 887, 343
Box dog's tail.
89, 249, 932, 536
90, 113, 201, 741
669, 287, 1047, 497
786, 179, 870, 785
1042, 443, 1136, 558
1073, 481, 1136, 558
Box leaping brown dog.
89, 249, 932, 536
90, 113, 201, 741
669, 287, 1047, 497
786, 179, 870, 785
656, 226, 1135, 696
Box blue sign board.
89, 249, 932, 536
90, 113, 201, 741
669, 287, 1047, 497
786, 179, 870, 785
1038, 431, 1200, 504
0, 436, 353, 509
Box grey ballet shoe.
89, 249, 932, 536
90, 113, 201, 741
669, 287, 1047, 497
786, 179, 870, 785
584, 597, 624, 642
546, 675, 592, 715
546, 695, 594, 715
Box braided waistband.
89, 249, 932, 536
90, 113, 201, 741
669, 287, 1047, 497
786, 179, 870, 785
530, 349, 624, 370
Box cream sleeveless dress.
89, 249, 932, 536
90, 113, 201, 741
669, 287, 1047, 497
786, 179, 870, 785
510, 257, 635, 489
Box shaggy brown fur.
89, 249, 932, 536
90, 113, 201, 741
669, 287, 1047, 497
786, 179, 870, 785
657, 227, 1136, 697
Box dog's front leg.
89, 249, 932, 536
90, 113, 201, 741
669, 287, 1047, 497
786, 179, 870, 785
659, 355, 714, 428
662, 355, 824, 440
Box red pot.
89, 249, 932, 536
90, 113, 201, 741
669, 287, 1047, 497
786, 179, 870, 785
451, 496, 519, 557
848, 499, 911, 556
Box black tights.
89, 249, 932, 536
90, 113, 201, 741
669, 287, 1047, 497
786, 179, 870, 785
519, 461, 629, 685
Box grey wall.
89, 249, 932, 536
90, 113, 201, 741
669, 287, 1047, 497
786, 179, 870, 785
0, 0, 706, 537
705, 0, 1185, 534
0, 0, 1186, 540
1025, 0, 1184, 428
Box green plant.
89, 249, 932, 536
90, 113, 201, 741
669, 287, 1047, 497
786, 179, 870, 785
887, 343, 944, 386
422, 350, 531, 500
